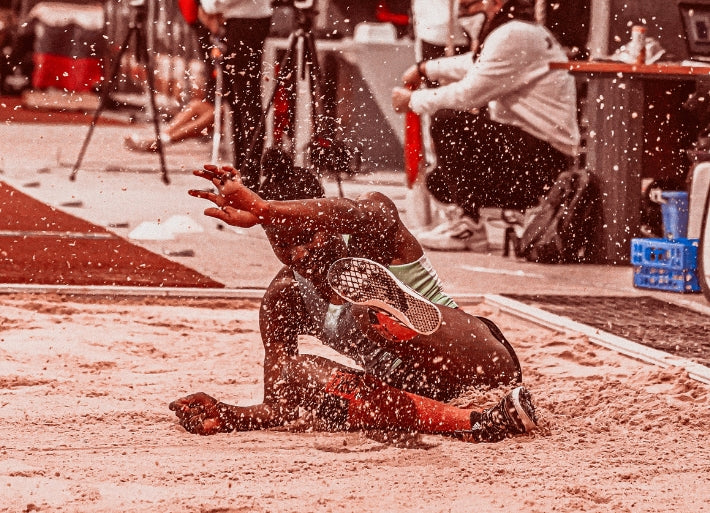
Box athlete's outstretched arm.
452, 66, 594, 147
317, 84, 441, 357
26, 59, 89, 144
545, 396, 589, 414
188, 165, 399, 235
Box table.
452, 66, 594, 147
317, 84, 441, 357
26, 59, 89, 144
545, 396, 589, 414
261, 36, 415, 169
550, 61, 710, 263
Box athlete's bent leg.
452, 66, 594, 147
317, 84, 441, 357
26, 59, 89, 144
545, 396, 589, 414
289, 359, 537, 441
352, 305, 522, 392
289, 358, 472, 433
327, 257, 522, 391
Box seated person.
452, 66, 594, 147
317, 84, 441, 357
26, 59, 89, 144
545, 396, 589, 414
125, 18, 216, 152
169, 157, 538, 443
392, 0, 580, 251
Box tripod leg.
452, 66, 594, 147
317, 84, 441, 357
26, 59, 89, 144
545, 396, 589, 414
71, 27, 134, 181
303, 32, 344, 196
292, 32, 317, 168
303, 32, 326, 135
210, 59, 223, 165
136, 28, 169, 184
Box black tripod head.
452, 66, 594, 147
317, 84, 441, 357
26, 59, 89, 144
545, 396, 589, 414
272, 0, 317, 12
128, 0, 149, 28
293, 0, 317, 16
272, 0, 319, 33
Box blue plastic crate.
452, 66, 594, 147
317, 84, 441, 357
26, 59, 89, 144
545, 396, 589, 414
631, 238, 701, 293
630, 238, 699, 271
633, 266, 701, 293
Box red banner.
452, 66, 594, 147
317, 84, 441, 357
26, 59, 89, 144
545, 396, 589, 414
404, 110, 423, 188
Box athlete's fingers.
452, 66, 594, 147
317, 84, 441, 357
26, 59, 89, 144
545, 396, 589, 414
203, 207, 228, 222
182, 412, 222, 435
170, 392, 211, 413
203, 206, 260, 227
170, 404, 194, 423
193, 164, 220, 180
188, 189, 227, 208
220, 164, 239, 177
188, 188, 217, 200
193, 164, 238, 185
182, 413, 204, 434
169, 396, 192, 412
172, 405, 218, 435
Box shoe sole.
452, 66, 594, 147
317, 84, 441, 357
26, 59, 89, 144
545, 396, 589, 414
327, 257, 442, 335
511, 386, 538, 432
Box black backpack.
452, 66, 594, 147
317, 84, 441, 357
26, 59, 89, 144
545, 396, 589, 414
513, 169, 599, 264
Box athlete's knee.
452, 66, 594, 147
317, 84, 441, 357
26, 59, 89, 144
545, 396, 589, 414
476, 316, 523, 385
314, 370, 364, 430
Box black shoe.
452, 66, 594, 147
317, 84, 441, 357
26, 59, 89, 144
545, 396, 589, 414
458, 386, 538, 443
327, 257, 442, 335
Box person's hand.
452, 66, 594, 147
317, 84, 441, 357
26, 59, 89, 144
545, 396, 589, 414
197, 6, 224, 34
392, 86, 413, 113
459, 0, 487, 16
188, 164, 267, 227
169, 392, 225, 435
401, 64, 423, 87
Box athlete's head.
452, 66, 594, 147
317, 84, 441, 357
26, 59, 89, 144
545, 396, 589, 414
258, 148, 325, 201
258, 149, 347, 284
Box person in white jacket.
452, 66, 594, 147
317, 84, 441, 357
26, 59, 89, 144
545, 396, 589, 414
198, 0, 272, 190
393, 0, 580, 252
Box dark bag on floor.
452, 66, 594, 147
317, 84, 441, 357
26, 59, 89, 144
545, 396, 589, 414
514, 169, 599, 263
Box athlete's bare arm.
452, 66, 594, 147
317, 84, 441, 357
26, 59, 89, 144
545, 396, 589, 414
188, 164, 422, 263
170, 267, 318, 435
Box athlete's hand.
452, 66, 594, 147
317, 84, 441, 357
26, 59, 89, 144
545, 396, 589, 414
169, 392, 225, 435
188, 164, 267, 227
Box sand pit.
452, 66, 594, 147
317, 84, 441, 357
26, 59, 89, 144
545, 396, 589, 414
0, 292, 708, 512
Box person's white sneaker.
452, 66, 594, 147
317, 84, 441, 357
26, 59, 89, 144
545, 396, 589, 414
418, 215, 488, 252
416, 205, 468, 239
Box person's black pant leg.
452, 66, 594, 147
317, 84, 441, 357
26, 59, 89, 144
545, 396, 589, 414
222, 17, 271, 190
427, 109, 486, 221
428, 111, 570, 215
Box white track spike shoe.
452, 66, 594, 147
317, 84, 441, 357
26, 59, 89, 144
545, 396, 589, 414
327, 257, 443, 336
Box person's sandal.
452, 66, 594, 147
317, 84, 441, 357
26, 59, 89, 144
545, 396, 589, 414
124, 133, 159, 152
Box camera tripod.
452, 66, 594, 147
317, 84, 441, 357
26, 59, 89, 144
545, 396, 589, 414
243, 6, 358, 194
71, 1, 169, 184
